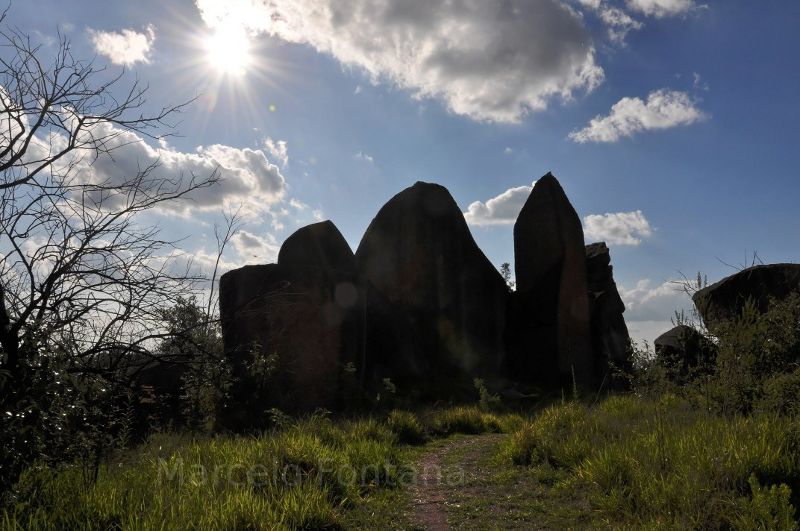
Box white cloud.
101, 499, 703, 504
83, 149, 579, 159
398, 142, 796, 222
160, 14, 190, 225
619, 279, 694, 325
599, 7, 643, 43
312, 209, 324, 222
464, 185, 651, 245
625, 0, 700, 18
583, 210, 652, 246
503, 147, 514, 155
289, 198, 309, 211
264, 137, 289, 167
572, 0, 643, 45
354, 151, 374, 163
23, 119, 286, 217
88, 25, 155, 66
569, 89, 706, 143
233, 230, 280, 264
195, 0, 604, 123
693, 72, 709, 92
463, 183, 535, 226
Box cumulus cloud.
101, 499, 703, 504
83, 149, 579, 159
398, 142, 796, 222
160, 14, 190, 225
74, 123, 285, 215
88, 25, 156, 66
583, 210, 652, 246
195, 0, 604, 123
569, 89, 706, 143
18, 117, 286, 217
233, 230, 280, 264
264, 137, 289, 167
620, 279, 688, 350
599, 7, 643, 43
625, 0, 701, 18
619, 279, 693, 323
463, 183, 535, 226
572, 0, 643, 45
464, 184, 652, 246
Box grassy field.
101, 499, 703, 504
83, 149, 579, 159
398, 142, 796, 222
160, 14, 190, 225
501, 395, 800, 529
2, 399, 799, 529
0, 406, 517, 530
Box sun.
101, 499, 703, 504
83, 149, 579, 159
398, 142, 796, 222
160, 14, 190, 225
204, 24, 252, 76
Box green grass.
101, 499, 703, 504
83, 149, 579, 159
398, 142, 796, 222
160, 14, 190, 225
0, 406, 517, 530
501, 395, 800, 529
9, 396, 795, 529
425, 405, 523, 436
1, 414, 406, 530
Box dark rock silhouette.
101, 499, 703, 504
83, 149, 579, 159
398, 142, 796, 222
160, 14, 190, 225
693, 264, 800, 333
654, 325, 716, 382
219, 222, 362, 428
218, 175, 633, 423
278, 220, 358, 273
508, 173, 594, 389
585, 242, 631, 386
356, 181, 509, 395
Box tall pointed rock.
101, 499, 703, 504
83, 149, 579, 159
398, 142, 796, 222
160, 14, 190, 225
509, 172, 594, 389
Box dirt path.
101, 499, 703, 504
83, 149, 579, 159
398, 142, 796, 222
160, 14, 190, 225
410, 434, 506, 530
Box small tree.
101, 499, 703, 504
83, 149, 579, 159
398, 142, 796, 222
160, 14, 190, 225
500, 262, 515, 290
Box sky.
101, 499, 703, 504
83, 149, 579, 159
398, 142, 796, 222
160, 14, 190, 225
6, 0, 800, 347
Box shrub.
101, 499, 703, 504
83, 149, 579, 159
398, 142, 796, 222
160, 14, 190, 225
474, 378, 501, 411
502, 402, 592, 468
732, 475, 798, 531
427, 406, 503, 436
756, 369, 800, 417
387, 410, 426, 445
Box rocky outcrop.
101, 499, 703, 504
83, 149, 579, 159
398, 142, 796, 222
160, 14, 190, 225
219, 222, 363, 428
356, 181, 509, 395
508, 173, 594, 389
218, 175, 634, 422
654, 325, 716, 382
693, 264, 800, 332
585, 242, 631, 387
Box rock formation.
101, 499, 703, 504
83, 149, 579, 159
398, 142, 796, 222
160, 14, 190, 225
219, 222, 362, 428
585, 242, 631, 386
693, 264, 800, 333
654, 325, 717, 382
356, 181, 509, 395
508, 173, 594, 389
218, 174, 633, 424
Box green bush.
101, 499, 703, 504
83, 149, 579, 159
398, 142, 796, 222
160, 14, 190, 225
756, 369, 800, 417
732, 475, 798, 531
427, 406, 504, 436
387, 410, 426, 445
503, 402, 592, 468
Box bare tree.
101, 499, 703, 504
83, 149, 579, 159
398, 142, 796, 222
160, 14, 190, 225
0, 15, 217, 399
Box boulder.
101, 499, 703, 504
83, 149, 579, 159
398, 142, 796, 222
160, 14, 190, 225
654, 325, 716, 382
509, 173, 594, 389
693, 264, 800, 332
585, 242, 631, 386
278, 220, 358, 273
355, 181, 509, 396
219, 222, 363, 428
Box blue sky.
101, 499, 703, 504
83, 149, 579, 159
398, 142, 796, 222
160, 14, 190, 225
8, 0, 800, 345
